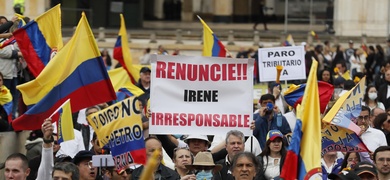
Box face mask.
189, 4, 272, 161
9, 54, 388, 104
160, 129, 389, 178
368, 92, 377, 100
196, 170, 213, 180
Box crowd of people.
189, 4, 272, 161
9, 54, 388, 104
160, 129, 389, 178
3, 6, 390, 180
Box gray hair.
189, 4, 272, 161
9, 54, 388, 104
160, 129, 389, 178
52, 162, 79, 180
225, 130, 245, 144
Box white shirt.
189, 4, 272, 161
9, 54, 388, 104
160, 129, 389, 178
284, 111, 297, 131
56, 129, 85, 158
361, 127, 388, 152
361, 102, 385, 111
245, 136, 262, 156
387, 86, 390, 99
263, 156, 281, 179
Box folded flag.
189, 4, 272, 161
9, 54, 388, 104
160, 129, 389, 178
13, 12, 116, 131
0, 85, 13, 122
283, 34, 295, 46
50, 99, 74, 144
197, 15, 227, 57
113, 14, 139, 84
284, 81, 334, 114
311, 31, 319, 40
13, 4, 63, 77
108, 67, 144, 102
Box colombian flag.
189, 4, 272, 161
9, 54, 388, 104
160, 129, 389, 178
13, 4, 63, 77
13, 13, 116, 131
0, 85, 13, 122
284, 81, 334, 114
283, 34, 295, 46
280, 60, 322, 180
113, 14, 140, 84
108, 67, 144, 102
52, 99, 74, 144
197, 16, 227, 57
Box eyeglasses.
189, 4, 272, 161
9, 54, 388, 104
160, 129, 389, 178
358, 115, 369, 120
83, 160, 94, 169
377, 157, 390, 164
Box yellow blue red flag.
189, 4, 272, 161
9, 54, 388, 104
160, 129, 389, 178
51, 99, 74, 143
13, 4, 63, 77
280, 60, 322, 180
113, 14, 140, 84
197, 16, 227, 57
13, 12, 116, 131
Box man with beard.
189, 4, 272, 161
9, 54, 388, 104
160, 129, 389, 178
214, 130, 245, 180
253, 94, 291, 150
374, 146, 390, 179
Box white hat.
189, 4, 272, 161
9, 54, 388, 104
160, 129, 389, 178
184, 135, 209, 144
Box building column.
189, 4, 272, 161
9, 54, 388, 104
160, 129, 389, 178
181, 0, 193, 22
233, 0, 250, 22
213, 0, 233, 23
334, 0, 389, 37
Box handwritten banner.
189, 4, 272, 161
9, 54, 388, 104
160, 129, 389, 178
87, 97, 146, 171
321, 125, 369, 155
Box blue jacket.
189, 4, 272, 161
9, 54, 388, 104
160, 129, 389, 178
253, 113, 291, 150
321, 158, 343, 180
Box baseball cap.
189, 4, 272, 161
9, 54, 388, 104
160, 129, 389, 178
328, 170, 361, 180
140, 67, 151, 73
55, 154, 72, 164
184, 135, 210, 144
353, 162, 378, 177
266, 130, 283, 141
73, 150, 94, 165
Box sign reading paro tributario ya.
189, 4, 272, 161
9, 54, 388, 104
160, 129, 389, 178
150, 55, 254, 136
258, 46, 306, 82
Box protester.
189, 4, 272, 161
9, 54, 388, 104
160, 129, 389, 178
362, 85, 385, 111
185, 152, 222, 180
72, 150, 98, 180
340, 152, 361, 170
321, 151, 344, 180
74, 105, 100, 150
253, 94, 291, 149
373, 146, 390, 179
139, 47, 151, 65
4, 153, 30, 180
52, 162, 80, 180
328, 170, 361, 180
172, 147, 194, 179
318, 68, 334, 85
358, 106, 388, 161
132, 137, 180, 180
231, 152, 259, 180
374, 60, 390, 90
378, 69, 390, 110
25, 129, 43, 160
267, 82, 288, 114
352, 162, 378, 180
101, 49, 112, 70
256, 130, 286, 180
104, 166, 128, 180
214, 130, 245, 180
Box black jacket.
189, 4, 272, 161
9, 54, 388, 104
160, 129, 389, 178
132, 164, 180, 180
378, 83, 390, 110
213, 157, 234, 180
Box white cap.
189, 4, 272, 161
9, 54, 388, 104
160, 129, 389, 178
301, 42, 307, 46
184, 135, 210, 144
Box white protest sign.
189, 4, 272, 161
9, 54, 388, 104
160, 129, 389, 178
150, 55, 253, 136
258, 46, 306, 82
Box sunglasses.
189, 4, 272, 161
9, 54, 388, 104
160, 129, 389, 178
357, 115, 369, 120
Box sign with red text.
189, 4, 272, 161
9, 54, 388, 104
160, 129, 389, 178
258, 46, 306, 82
150, 55, 254, 136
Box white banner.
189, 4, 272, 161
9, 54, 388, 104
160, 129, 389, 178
150, 55, 253, 136
258, 46, 306, 82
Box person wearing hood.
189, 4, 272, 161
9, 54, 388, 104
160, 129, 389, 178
25, 130, 44, 161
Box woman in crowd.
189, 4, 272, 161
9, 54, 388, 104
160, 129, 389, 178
374, 45, 385, 74
340, 152, 361, 170
101, 49, 112, 70
373, 112, 390, 146
231, 152, 259, 180
318, 69, 334, 85
0, 72, 12, 132
172, 147, 195, 179
349, 48, 366, 78
362, 85, 385, 111
256, 130, 287, 180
